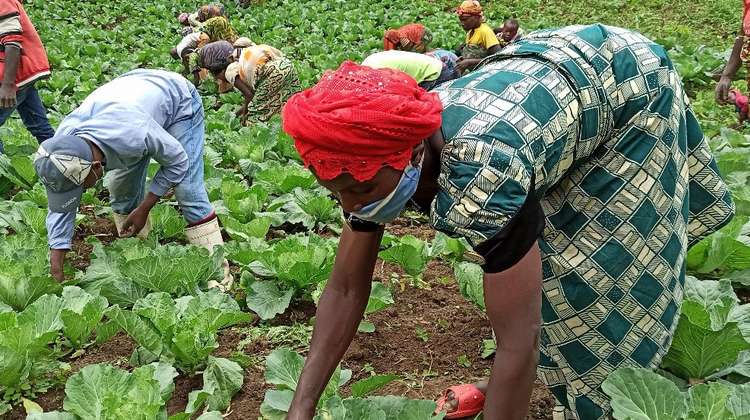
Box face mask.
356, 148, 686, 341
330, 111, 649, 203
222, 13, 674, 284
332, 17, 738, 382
350, 156, 423, 224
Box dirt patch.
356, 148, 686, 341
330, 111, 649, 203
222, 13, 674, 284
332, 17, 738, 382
221, 258, 554, 420
6, 237, 553, 420
388, 216, 436, 242
70, 214, 118, 271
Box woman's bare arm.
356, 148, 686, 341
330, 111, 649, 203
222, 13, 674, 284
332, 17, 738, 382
286, 224, 384, 419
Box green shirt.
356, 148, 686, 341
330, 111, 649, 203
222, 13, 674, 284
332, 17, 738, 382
361, 50, 442, 83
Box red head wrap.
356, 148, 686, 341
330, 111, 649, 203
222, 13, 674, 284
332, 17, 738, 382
384, 23, 427, 51
282, 61, 443, 182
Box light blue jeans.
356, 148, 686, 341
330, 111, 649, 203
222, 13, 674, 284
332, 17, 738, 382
105, 85, 213, 223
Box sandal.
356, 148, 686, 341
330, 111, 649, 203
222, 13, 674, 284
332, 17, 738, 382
435, 384, 485, 419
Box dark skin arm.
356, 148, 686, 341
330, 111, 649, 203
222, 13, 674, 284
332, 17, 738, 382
120, 192, 160, 237
456, 45, 501, 73
48, 194, 157, 280
50, 248, 67, 282
193, 70, 202, 87
286, 224, 384, 418
180, 48, 195, 77
0, 44, 21, 108
717, 28, 744, 104
233, 78, 254, 123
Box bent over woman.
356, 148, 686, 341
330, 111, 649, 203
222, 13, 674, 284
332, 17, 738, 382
280, 25, 734, 420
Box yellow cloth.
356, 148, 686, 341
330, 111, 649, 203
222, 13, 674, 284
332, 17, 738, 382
465, 23, 499, 49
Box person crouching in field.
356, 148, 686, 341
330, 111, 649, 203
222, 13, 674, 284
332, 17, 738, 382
454, 0, 501, 73
383, 23, 461, 81
279, 25, 734, 420
191, 41, 301, 124
178, 3, 226, 29
362, 50, 457, 90
34, 69, 233, 290
0, 0, 54, 153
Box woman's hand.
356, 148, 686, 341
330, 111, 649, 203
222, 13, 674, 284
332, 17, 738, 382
456, 58, 480, 73
236, 102, 249, 125
49, 249, 67, 282
716, 76, 733, 105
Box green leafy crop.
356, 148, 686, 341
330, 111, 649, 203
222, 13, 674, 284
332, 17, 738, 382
105, 290, 251, 374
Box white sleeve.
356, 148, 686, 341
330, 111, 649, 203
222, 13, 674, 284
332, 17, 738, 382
224, 62, 241, 85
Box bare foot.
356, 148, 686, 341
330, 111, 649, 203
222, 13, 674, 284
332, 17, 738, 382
440, 380, 489, 416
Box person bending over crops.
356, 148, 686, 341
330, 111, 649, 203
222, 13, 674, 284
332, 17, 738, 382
194, 16, 238, 50
33, 69, 233, 290
218, 43, 301, 124
383, 23, 434, 53
280, 25, 734, 420
715, 0, 750, 104
0, 0, 54, 153
187, 40, 237, 97
383, 23, 461, 81
178, 2, 226, 28
454, 0, 501, 73
172, 30, 203, 75
362, 50, 458, 90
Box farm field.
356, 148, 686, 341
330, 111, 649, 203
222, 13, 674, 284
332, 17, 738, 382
1, 0, 749, 419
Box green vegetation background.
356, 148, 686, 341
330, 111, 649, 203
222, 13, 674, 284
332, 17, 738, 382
1, 0, 739, 149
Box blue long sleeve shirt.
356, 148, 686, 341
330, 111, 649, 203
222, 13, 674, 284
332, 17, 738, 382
47, 69, 196, 249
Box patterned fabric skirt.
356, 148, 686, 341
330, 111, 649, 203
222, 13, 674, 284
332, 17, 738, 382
433, 25, 735, 420
247, 57, 301, 123
522, 30, 735, 419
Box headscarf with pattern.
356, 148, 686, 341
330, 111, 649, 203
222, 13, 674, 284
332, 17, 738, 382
197, 3, 225, 22
383, 23, 433, 52
456, 0, 483, 17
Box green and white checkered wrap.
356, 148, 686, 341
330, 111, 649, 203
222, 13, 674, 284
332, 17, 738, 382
431, 24, 735, 419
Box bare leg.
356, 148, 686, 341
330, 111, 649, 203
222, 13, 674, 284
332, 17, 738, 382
481, 243, 542, 419
440, 244, 542, 419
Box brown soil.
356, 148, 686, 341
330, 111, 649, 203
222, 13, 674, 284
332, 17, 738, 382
70, 212, 118, 271
6, 221, 554, 420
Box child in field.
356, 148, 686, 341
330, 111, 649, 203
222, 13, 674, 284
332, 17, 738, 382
494, 18, 524, 47
0, 0, 54, 153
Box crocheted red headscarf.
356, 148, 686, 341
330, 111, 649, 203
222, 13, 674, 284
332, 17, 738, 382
282, 61, 443, 182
